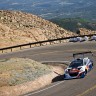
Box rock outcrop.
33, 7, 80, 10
79, 28, 96, 35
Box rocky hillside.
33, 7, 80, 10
0, 10, 76, 48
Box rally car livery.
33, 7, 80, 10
64, 51, 93, 79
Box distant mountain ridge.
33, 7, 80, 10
0, 0, 96, 21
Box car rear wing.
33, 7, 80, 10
73, 51, 93, 59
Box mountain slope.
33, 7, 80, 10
51, 18, 96, 32
0, 10, 76, 48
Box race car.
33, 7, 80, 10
69, 37, 86, 42
64, 51, 93, 79
90, 35, 96, 41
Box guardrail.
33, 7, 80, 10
0, 34, 96, 53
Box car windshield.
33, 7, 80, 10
69, 59, 83, 68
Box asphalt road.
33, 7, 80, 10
0, 41, 96, 96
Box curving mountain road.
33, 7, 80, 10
0, 41, 96, 96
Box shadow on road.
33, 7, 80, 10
52, 75, 64, 83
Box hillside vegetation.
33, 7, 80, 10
0, 10, 76, 48
51, 18, 96, 32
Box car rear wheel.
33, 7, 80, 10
92, 63, 93, 66
64, 74, 66, 79
85, 69, 87, 74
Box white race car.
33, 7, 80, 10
69, 37, 85, 42
69, 37, 78, 42
90, 35, 96, 41
64, 51, 93, 79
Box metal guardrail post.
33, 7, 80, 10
30, 44, 31, 48
40, 43, 42, 46
20, 46, 22, 50
11, 48, 12, 52
59, 40, 61, 43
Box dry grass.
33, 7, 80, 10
0, 58, 51, 87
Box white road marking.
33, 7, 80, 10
24, 81, 65, 96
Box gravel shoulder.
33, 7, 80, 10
0, 58, 66, 96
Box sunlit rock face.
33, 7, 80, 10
0, 10, 76, 48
